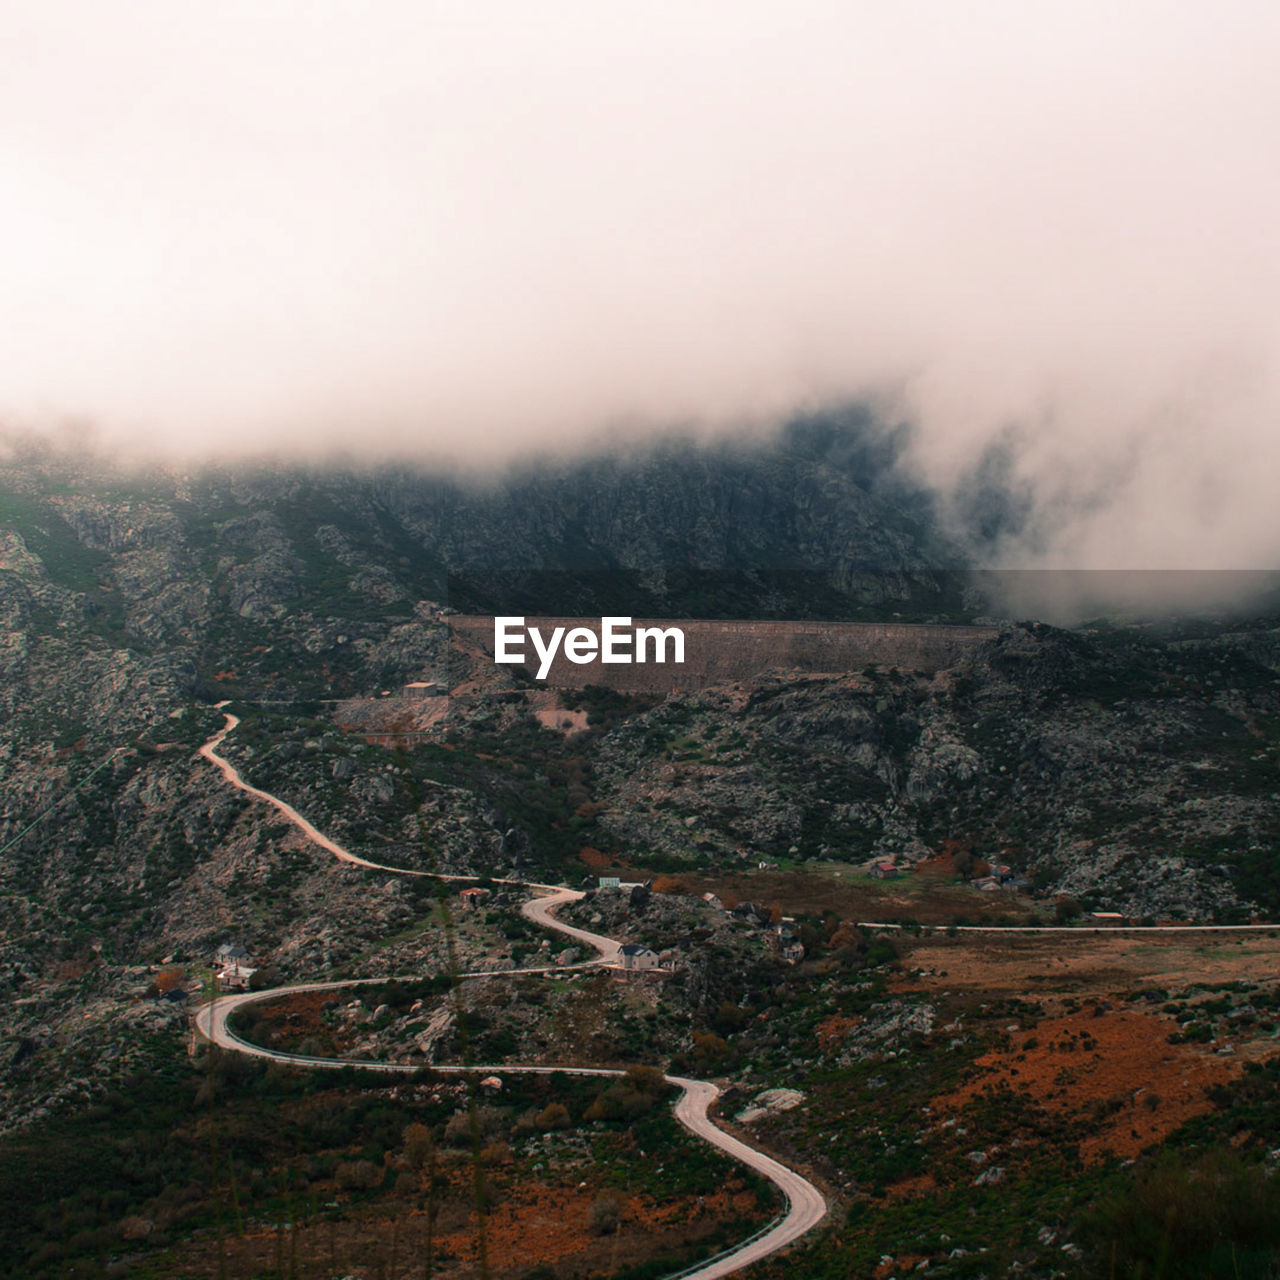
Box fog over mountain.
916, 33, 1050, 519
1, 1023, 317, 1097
3, 2, 1279, 571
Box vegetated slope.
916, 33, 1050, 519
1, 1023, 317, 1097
585, 621, 1280, 921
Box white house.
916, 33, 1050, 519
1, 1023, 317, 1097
214, 942, 256, 991
215, 959, 257, 991
618, 943, 660, 971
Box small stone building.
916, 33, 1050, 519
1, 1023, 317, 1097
214, 941, 257, 991
618, 943, 660, 971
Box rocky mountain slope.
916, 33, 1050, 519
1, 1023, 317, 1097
587, 621, 1280, 920
1, 427, 1279, 1138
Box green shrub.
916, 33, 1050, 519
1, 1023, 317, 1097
1082, 1149, 1280, 1279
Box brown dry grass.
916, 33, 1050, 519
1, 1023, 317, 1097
437, 1179, 759, 1274
668, 865, 1038, 926
935, 1004, 1254, 1162
899, 930, 1280, 999
815, 1014, 861, 1052
248, 988, 351, 1053
170, 1166, 761, 1279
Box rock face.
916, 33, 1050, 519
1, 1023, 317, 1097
369, 424, 950, 614
587, 622, 1280, 922
736, 1088, 806, 1123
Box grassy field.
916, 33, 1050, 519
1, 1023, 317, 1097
653, 860, 1046, 926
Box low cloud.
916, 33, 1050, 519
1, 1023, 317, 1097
2, 2, 1278, 569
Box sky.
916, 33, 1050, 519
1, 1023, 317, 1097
2, 1, 1278, 569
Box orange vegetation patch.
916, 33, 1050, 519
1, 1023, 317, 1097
637, 1183, 760, 1229
916, 845, 961, 878
436, 1183, 598, 1267
936, 1005, 1262, 1162
250, 988, 352, 1053
154, 967, 186, 994
171, 1153, 767, 1279
262, 988, 336, 1026
651, 874, 690, 895
883, 1174, 936, 1203
815, 1014, 861, 1053
436, 1179, 761, 1269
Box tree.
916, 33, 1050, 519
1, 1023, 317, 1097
248, 965, 282, 992
444, 1105, 504, 1146
691, 1031, 734, 1072
403, 1122, 434, 1171
1054, 896, 1082, 924
535, 1102, 571, 1131
153, 968, 184, 995
623, 1065, 668, 1095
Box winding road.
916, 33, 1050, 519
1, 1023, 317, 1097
194, 714, 826, 1277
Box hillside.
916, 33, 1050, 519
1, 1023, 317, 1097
2, 432, 1280, 1276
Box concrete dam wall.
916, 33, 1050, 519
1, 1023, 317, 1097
450, 617, 999, 692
